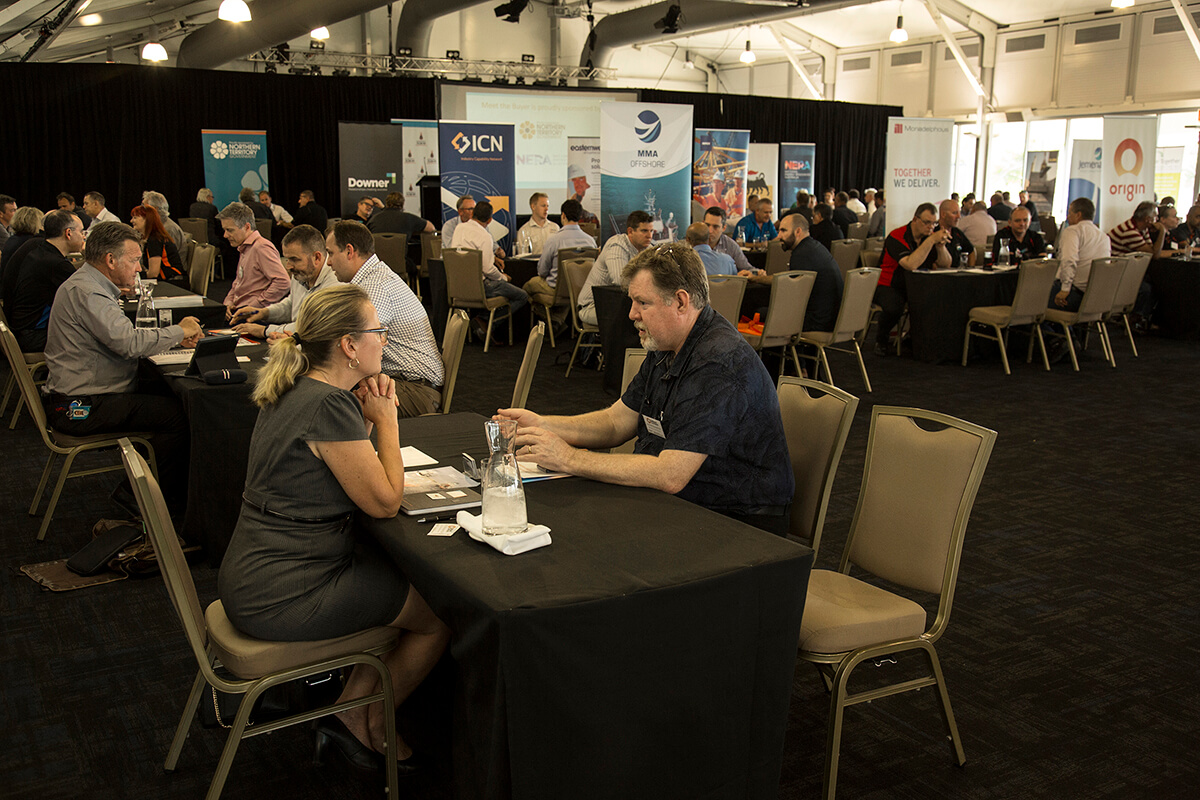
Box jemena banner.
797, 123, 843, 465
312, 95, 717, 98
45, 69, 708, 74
885, 118, 953, 233
1100, 115, 1157, 233
438, 120, 516, 252
600, 102, 693, 244
201, 129, 268, 208
1068, 140, 1102, 221
338, 122, 405, 217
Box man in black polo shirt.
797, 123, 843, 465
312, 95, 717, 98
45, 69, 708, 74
873, 202, 952, 356
3, 209, 84, 352
498, 243, 795, 535
810, 203, 841, 252
831, 192, 858, 239
936, 199, 976, 268
778, 212, 843, 332
990, 205, 1046, 266
292, 190, 329, 233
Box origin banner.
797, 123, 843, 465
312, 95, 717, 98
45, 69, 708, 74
438, 121, 516, 252
1099, 115, 1157, 233
338, 122, 404, 217
600, 102, 693, 244
748, 143, 779, 209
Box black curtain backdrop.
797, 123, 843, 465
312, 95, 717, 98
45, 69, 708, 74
1, 64, 895, 222
641, 89, 900, 199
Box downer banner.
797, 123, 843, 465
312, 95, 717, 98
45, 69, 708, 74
338, 122, 405, 217
438, 120, 516, 252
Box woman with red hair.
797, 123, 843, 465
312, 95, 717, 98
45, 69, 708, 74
130, 204, 186, 282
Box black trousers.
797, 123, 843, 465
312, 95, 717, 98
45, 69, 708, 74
873, 283, 907, 347
43, 389, 190, 511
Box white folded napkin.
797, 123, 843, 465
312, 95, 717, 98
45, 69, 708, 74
455, 511, 552, 555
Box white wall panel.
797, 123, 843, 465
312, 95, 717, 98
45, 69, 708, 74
1134, 6, 1200, 102
992, 29, 1056, 109
754, 61, 793, 99
932, 39, 980, 117
834, 51, 879, 105
880, 45, 930, 117
1057, 19, 1131, 106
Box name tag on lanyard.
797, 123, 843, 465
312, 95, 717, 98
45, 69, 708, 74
643, 414, 665, 439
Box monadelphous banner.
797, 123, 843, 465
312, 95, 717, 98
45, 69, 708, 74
438, 121, 516, 251
600, 102, 693, 245
338, 122, 404, 217
884, 117, 953, 233
1100, 115, 1157, 233
201, 129, 269, 207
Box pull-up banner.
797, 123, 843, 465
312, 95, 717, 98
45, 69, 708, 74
600, 102, 693, 244
748, 143, 779, 209
438, 120, 516, 252
884, 118, 953, 233
338, 122, 404, 217
1068, 140, 1102, 221
201, 129, 269, 207
567, 137, 602, 227
391, 118, 439, 218
1100, 115, 1157, 233
778, 143, 815, 211
692, 128, 750, 219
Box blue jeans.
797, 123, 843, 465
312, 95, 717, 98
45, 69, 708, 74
485, 278, 529, 314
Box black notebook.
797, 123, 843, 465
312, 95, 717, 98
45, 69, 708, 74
400, 486, 482, 516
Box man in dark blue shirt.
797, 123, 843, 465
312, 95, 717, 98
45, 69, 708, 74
498, 242, 795, 534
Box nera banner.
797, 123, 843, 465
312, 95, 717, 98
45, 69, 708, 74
201, 129, 269, 207
778, 143, 815, 211
338, 122, 405, 217
438, 121, 516, 252
884, 118, 953, 233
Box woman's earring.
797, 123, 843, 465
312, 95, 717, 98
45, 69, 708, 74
349, 358, 360, 369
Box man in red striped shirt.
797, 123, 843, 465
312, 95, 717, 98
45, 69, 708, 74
1107, 201, 1166, 257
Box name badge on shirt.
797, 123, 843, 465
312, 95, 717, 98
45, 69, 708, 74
643, 414, 665, 439
69, 399, 91, 420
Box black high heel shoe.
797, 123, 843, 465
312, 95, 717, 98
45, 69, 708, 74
313, 717, 383, 773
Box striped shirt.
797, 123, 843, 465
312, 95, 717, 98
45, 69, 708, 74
1107, 219, 1151, 255
350, 255, 444, 386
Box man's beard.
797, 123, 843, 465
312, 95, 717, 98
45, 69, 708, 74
635, 322, 660, 351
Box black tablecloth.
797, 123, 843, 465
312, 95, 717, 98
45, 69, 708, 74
592, 285, 639, 395
365, 413, 813, 800
1146, 257, 1200, 339
121, 280, 226, 328
907, 270, 1020, 364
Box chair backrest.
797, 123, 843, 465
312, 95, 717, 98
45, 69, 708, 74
443, 248, 487, 306
759, 270, 816, 348
440, 310, 470, 414
764, 240, 789, 274
119, 440, 214, 675
777, 377, 859, 556
841, 407, 996, 639
179, 234, 196, 277
859, 249, 881, 271
827, 267, 881, 344
1112, 253, 1150, 313
421, 233, 442, 271
579, 222, 599, 241
511, 323, 545, 409
373, 233, 409, 278
1008, 259, 1059, 325
863, 236, 884, 252
1039, 215, 1058, 245
830, 238, 864, 279
621, 348, 648, 393
707, 275, 748, 325
0, 321, 55, 447
178, 217, 208, 243
561, 257, 594, 311
189, 243, 216, 297
847, 222, 868, 241
1076, 257, 1126, 321
556, 245, 599, 302
254, 218, 272, 239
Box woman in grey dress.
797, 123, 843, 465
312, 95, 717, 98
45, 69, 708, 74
219, 283, 447, 773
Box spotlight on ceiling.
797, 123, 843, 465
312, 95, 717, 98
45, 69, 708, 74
332, 68, 351, 77
684, 50, 694, 69
310, 27, 330, 41
654, 3, 682, 35
218, 0, 251, 23
264, 63, 277, 74
494, 1, 529, 24
1110, 0, 1134, 7
739, 40, 756, 64
397, 47, 412, 57
890, 15, 909, 44
141, 26, 167, 63
446, 49, 462, 60
521, 53, 535, 63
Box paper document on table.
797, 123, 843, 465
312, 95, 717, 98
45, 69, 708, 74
962, 268, 994, 274
400, 446, 438, 468
148, 352, 251, 366
404, 466, 477, 493
519, 461, 571, 482
153, 296, 205, 309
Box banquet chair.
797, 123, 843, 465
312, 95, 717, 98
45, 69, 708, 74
776, 377, 858, 556
530, 246, 597, 348
438, 310, 470, 414
742, 270, 816, 378
796, 268, 881, 393
707, 275, 748, 325
1, 321, 157, 540
117, 440, 399, 800
1039, 215, 1057, 246
189, 243, 216, 297
444, 247, 511, 353
561, 257, 602, 377
961, 259, 1059, 374
764, 239, 789, 274
611, 348, 649, 454
254, 218, 272, 239
179, 235, 196, 279
798, 407, 996, 800
858, 249, 881, 272
863, 237, 884, 252
1104, 253, 1151, 357
578, 222, 599, 241
418, 233, 443, 300
830, 239, 863, 280
0, 306, 47, 429
847, 222, 868, 241
1043, 257, 1126, 371
511, 323, 545, 409
373, 233, 410, 284
178, 218, 209, 246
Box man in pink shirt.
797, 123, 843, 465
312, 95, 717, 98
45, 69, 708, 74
217, 201, 289, 319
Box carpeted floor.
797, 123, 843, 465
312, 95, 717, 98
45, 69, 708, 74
2, 279, 1198, 799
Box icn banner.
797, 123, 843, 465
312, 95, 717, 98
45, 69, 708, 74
391, 119, 439, 218
748, 143, 779, 209
1068, 140, 1102, 221
692, 128, 750, 218
1100, 115, 1157, 233
600, 102, 693, 244
566, 137, 602, 227
884, 118, 953, 233
338, 122, 405, 217
438, 121, 516, 252
201, 129, 269, 207
778, 143, 815, 211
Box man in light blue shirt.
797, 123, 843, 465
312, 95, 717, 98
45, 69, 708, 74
685, 222, 737, 275
734, 199, 778, 243
524, 199, 598, 324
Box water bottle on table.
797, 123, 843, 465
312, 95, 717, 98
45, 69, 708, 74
481, 419, 527, 536
135, 288, 157, 329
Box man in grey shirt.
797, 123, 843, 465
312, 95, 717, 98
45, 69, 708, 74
43, 221, 202, 510
231, 224, 339, 338
577, 210, 654, 326
703, 206, 753, 272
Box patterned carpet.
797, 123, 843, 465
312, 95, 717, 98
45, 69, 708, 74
2, 282, 1198, 799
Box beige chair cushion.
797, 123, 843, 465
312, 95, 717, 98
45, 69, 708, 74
25, 352, 45, 364
1043, 308, 1077, 325
799, 330, 833, 346
798, 569, 927, 655
205, 600, 397, 679
967, 306, 1012, 326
